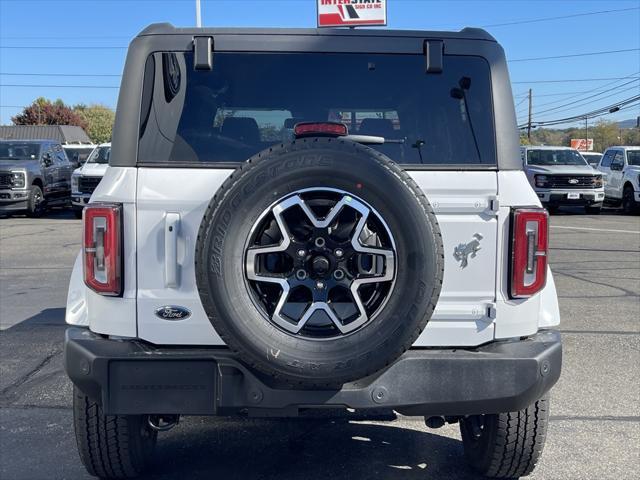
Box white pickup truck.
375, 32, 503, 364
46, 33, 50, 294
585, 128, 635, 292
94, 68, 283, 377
70, 143, 110, 218
597, 146, 640, 214
64, 24, 562, 479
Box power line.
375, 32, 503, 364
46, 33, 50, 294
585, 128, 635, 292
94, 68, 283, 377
518, 95, 640, 128
509, 48, 640, 63
0, 84, 119, 89
0, 46, 126, 50
480, 6, 640, 28
531, 74, 640, 111
0, 72, 121, 77
512, 76, 640, 84
534, 84, 640, 119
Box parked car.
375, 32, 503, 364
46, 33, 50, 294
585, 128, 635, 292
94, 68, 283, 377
521, 145, 604, 214
63, 143, 96, 169
597, 146, 640, 214
71, 143, 110, 218
579, 151, 603, 168
0, 125, 93, 169
64, 24, 562, 479
0, 139, 73, 216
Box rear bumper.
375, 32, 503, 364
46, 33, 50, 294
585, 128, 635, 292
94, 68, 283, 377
65, 327, 562, 417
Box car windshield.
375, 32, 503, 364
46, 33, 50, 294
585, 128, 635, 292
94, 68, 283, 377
64, 146, 94, 164
527, 149, 587, 166
137, 51, 497, 165
86, 146, 110, 164
0, 142, 41, 160
627, 151, 640, 166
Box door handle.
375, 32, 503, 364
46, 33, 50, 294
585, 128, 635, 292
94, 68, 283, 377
164, 213, 181, 288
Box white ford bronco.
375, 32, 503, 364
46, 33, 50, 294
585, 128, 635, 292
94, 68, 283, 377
64, 24, 562, 479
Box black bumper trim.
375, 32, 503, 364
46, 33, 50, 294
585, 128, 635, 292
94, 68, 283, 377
64, 327, 562, 417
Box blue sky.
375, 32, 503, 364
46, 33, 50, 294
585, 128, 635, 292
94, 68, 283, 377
1, 0, 639, 127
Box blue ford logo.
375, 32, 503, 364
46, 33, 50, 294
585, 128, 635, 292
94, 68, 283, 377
155, 305, 191, 321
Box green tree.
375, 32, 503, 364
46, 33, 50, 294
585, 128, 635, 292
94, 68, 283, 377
74, 104, 115, 144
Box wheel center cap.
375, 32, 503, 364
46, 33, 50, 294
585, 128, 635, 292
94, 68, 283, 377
311, 255, 330, 275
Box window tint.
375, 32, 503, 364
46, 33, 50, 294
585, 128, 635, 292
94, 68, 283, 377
600, 151, 614, 167
526, 149, 587, 166
138, 52, 496, 165
611, 152, 624, 168
0, 142, 41, 160
627, 150, 640, 166
86, 146, 111, 164
54, 145, 67, 164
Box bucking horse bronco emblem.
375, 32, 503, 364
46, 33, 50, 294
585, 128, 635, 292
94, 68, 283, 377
453, 233, 483, 268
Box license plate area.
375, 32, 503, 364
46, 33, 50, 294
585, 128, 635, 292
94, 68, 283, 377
108, 360, 217, 414
567, 192, 580, 199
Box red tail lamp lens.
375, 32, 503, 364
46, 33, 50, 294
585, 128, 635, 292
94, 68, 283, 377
83, 203, 122, 296
511, 208, 548, 298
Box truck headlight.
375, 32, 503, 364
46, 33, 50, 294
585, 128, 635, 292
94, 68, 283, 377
534, 175, 548, 188
71, 175, 79, 193
11, 172, 25, 188
592, 175, 603, 188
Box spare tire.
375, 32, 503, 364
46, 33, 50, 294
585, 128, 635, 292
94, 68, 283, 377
196, 137, 443, 387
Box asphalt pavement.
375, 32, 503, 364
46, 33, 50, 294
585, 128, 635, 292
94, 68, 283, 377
0, 207, 639, 480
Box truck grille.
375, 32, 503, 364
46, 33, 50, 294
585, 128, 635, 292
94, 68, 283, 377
547, 175, 597, 189
0, 173, 11, 189
78, 176, 102, 194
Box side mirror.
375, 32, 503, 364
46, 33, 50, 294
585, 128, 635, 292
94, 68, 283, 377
42, 153, 52, 167
611, 163, 622, 171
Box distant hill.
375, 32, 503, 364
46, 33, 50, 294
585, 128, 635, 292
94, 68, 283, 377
617, 118, 638, 129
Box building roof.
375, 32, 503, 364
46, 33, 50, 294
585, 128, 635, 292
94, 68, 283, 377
0, 125, 92, 144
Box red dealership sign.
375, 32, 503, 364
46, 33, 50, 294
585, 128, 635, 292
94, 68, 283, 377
317, 0, 387, 28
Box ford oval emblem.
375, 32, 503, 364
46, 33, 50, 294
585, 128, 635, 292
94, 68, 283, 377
155, 305, 191, 321
568, 178, 579, 184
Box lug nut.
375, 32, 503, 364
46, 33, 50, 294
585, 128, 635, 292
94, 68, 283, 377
334, 248, 344, 258
297, 249, 306, 257
316, 281, 325, 289
314, 237, 325, 248
296, 269, 307, 280
333, 269, 345, 280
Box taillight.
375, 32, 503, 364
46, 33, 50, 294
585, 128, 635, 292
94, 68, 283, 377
83, 203, 122, 296
511, 208, 548, 298
294, 122, 348, 138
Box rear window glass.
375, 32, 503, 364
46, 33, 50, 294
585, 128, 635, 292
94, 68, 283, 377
138, 52, 496, 166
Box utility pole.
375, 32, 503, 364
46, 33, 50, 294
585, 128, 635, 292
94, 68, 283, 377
584, 117, 588, 151
527, 88, 532, 141
196, 0, 202, 27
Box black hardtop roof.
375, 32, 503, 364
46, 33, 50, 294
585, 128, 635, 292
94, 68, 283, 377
138, 22, 496, 42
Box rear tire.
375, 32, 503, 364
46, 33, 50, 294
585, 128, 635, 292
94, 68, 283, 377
73, 387, 157, 479
26, 186, 45, 217
460, 396, 550, 478
622, 186, 639, 214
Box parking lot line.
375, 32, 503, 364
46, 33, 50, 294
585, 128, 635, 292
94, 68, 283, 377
550, 225, 640, 234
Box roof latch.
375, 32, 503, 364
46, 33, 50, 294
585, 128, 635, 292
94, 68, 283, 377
424, 40, 443, 74
193, 36, 213, 71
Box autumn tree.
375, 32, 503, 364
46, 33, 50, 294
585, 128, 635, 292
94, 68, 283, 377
12, 97, 87, 129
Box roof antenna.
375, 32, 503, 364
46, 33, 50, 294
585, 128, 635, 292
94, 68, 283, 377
195, 0, 202, 27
